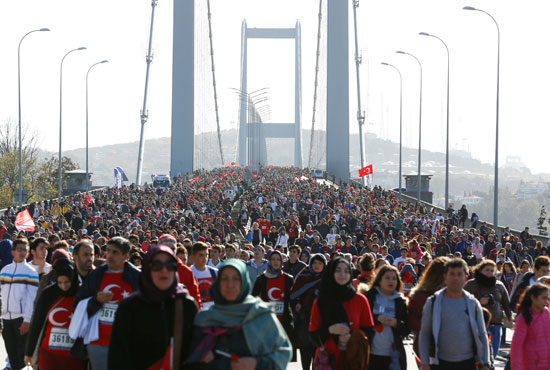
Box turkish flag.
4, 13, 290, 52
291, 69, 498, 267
15, 210, 35, 232
358, 164, 373, 177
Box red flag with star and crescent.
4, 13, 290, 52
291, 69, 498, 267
358, 164, 373, 177
15, 210, 35, 232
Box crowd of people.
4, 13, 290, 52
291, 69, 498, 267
0, 165, 548, 370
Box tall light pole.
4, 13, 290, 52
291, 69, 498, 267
419, 32, 450, 210
58, 47, 86, 203
136, 0, 158, 186
85, 60, 108, 192
397, 50, 423, 203
18, 27, 50, 208
352, 0, 366, 186
464, 6, 500, 232
381, 62, 403, 201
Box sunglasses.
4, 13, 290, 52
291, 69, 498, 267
150, 260, 178, 272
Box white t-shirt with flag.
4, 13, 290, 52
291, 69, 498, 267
191, 265, 217, 309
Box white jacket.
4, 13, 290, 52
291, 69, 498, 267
69, 297, 99, 344
0, 261, 39, 322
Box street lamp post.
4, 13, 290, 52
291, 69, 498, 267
464, 6, 501, 232
396, 50, 423, 204
419, 32, 451, 210
17, 27, 50, 208
381, 62, 403, 201
85, 60, 108, 192
58, 47, 86, 202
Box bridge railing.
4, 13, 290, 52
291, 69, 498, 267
389, 190, 549, 245
0, 187, 108, 218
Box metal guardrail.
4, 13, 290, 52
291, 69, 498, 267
390, 189, 549, 245
0, 187, 108, 218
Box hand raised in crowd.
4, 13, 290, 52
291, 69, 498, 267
230, 357, 257, 370
97, 291, 113, 304
328, 323, 350, 336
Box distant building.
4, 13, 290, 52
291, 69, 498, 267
453, 195, 484, 207
515, 181, 549, 200
504, 156, 531, 176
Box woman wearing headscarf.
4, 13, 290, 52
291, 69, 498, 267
252, 250, 294, 338
186, 259, 292, 370
309, 256, 374, 369
290, 254, 326, 370
108, 245, 199, 370
24, 259, 83, 370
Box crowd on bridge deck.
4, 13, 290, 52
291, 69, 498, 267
0, 165, 548, 370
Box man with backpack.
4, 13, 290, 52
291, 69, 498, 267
419, 258, 490, 370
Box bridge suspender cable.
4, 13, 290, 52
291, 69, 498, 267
206, 0, 225, 166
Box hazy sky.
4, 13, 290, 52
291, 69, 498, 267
2, 0, 550, 174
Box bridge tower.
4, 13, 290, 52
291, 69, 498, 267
237, 21, 303, 170
170, 1, 349, 180
326, 0, 350, 182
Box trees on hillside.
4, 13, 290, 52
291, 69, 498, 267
0, 120, 79, 209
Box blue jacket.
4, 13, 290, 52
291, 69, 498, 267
74, 261, 141, 317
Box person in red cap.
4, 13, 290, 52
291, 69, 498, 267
158, 234, 202, 308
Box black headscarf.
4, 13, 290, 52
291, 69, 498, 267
52, 259, 79, 297
316, 257, 356, 340
136, 245, 188, 303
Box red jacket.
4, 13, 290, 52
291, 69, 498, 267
177, 259, 202, 309
309, 293, 374, 368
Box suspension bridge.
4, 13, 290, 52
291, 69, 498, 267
137, 0, 359, 184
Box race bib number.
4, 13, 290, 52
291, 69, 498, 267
99, 302, 118, 324
273, 302, 284, 315
48, 327, 74, 350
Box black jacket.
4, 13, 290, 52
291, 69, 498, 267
252, 273, 294, 336
510, 272, 535, 311
25, 285, 69, 358
282, 260, 307, 280
74, 261, 141, 317
364, 288, 409, 370
108, 294, 198, 370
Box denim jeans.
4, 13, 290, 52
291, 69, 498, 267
487, 324, 502, 359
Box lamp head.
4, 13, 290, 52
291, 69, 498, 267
419, 32, 430, 37
381, 62, 389, 66
77, 47, 87, 51
100, 60, 109, 64
396, 51, 406, 55
39, 28, 51, 32
463, 6, 477, 11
